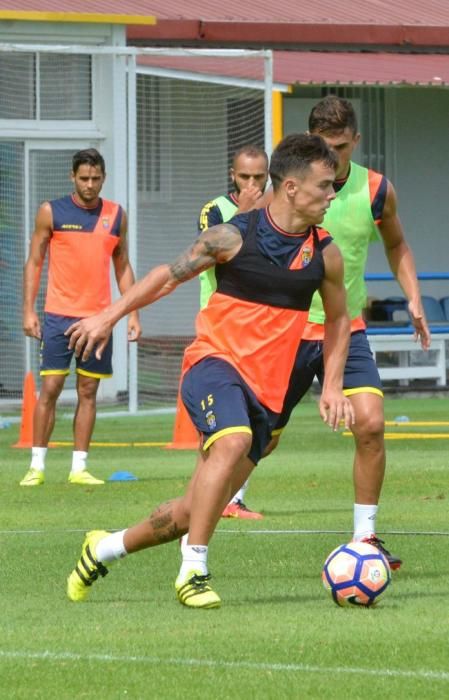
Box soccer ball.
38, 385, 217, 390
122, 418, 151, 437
322, 541, 391, 607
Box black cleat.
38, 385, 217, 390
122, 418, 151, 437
362, 535, 402, 571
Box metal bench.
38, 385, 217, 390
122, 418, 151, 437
366, 325, 449, 386
365, 273, 449, 387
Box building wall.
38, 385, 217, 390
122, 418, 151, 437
0, 20, 122, 45
0, 23, 129, 398
283, 88, 449, 304
367, 87, 449, 301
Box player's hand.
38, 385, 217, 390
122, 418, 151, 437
236, 184, 264, 213
408, 298, 431, 351
319, 390, 355, 432
65, 314, 112, 362
23, 310, 41, 339
127, 311, 142, 342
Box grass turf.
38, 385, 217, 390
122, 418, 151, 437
1, 396, 449, 699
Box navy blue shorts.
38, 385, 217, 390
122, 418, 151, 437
40, 312, 113, 379
275, 330, 382, 431
181, 356, 278, 464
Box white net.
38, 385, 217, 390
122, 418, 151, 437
135, 52, 268, 408
0, 48, 95, 401
0, 45, 272, 415
0, 141, 25, 399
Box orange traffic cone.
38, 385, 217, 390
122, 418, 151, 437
13, 371, 38, 448
165, 392, 199, 450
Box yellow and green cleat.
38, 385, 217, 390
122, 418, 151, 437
67, 530, 110, 601
19, 468, 44, 486
68, 470, 105, 485
175, 570, 221, 609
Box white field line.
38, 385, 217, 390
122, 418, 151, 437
1, 528, 449, 536
1, 649, 449, 682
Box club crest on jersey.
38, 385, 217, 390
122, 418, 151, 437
102, 217, 110, 229
206, 410, 217, 430
301, 245, 312, 267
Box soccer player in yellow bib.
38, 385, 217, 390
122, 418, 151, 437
197, 144, 269, 519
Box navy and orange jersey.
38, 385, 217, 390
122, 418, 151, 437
183, 207, 333, 413
198, 193, 238, 233
45, 195, 122, 318
334, 167, 388, 224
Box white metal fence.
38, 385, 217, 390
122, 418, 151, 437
0, 44, 274, 413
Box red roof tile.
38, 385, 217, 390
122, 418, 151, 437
136, 50, 449, 88
2, 0, 442, 24
2, 1, 449, 46
275, 51, 449, 87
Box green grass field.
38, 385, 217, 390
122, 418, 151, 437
2, 396, 449, 699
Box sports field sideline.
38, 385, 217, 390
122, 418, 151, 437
2, 396, 449, 699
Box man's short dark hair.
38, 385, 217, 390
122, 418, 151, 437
232, 144, 268, 169
308, 95, 358, 136
269, 133, 338, 191
72, 148, 106, 175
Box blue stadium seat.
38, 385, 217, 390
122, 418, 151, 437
369, 297, 408, 322
385, 296, 410, 322
421, 295, 446, 323
440, 296, 449, 321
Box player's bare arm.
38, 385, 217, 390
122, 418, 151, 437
66, 223, 242, 361
319, 242, 354, 431
171, 223, 242, 280
112, 210, 142, 342
22, 202, 53, 339
379, 181, 431, 350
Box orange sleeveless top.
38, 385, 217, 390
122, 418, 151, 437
45, 197, 120, 317
182, 209, 331, 412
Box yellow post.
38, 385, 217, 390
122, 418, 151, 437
272, 90, 284, 149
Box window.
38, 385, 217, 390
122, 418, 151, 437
0, 52, 92, 121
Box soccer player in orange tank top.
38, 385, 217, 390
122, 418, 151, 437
64, 134, 354, 609
20, 148, 141, 487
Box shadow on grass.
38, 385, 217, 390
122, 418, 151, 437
216, 507, 350, 520
228, 593, 330, 606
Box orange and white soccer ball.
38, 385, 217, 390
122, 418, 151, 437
322, 541, 391, 607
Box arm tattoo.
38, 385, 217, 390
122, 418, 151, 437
170, 250, 207, 282
169, 224, 241, 282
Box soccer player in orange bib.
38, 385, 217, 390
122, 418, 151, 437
20, 148, 141, 487
65, 134, 354, 609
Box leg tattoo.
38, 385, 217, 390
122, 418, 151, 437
148, 500, 185, 544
